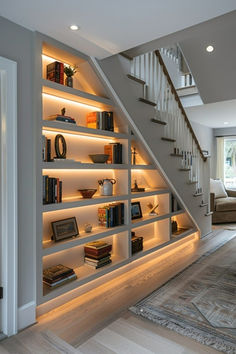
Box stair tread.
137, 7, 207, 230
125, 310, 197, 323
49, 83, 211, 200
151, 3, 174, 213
151, 118, 167, 125
161, 137, 176, 142
193, 193, 203, 197
187, 181, 198, 184
200, 203, 208, 207
120, 52, 133, 60
127, 74, 145, 85
179, 168, 191, 171
139, 97, 156, 106
170, 153, 182, 157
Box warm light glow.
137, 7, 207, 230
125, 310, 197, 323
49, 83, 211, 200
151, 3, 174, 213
42, 169, 116, 173
70, 25, 79, 31
42, 129, 114, 142
42, 93, 103, 111
206, 45, 214, 53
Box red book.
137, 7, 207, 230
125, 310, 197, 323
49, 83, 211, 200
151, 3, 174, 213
60, 62, 64, 85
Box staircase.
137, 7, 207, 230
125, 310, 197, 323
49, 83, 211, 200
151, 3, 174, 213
91, 50, 212, 237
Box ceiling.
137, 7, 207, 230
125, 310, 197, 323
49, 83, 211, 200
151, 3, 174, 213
186, 99, 236, 128
0, 0, 236, 59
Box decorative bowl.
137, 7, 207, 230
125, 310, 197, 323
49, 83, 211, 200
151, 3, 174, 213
89, 154, 109, 164
78, 189, 97, 199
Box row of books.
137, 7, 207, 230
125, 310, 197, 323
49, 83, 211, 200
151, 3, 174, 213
47, 61, 64, 85
104, 143, 122, 164
43, 264, 77, 289
98, 203, 124, 228
43, 175, 62, 204
131, 231, 143, 255
42, 135, 52, 162
84, 241, 112, 269
86, 111, 114, 131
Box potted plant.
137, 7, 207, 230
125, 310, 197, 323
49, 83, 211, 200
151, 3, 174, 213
64, 65, 78, 87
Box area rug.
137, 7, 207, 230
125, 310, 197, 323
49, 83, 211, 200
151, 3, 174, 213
130, 234, 236, 353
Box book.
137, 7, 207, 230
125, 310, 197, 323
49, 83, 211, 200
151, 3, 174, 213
86, 111, 114, 131
84, 259, 112, 269
43, 264, 74, 281
43, 273, 77, 288
46, 61, 64, 84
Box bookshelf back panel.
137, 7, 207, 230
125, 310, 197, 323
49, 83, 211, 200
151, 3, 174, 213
131, 170, 167, 189
42, 169, 128, 199
42, 93, 123, 132
42, 232, 129, 270
42, 201, 128, 242
42, 131, 128, 164
131, 194, 169, 218
172, 213, 193, 229
131, 218, 170, 245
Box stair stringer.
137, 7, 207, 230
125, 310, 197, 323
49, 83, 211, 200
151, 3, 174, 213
90, 55, 211, 237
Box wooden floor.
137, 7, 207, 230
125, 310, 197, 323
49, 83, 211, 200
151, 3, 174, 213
0, 228, 235, 353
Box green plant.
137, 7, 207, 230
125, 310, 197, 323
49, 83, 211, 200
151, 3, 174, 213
64, 65, 78, 77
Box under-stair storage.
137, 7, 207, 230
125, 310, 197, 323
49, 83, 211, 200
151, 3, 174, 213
35, 33, 199, 309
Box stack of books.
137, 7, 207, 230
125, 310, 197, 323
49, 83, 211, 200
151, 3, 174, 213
47, 114, 76, 124
43, 264, 77, 289
131, 231, 143, 255
84, 241, 112, 269
46, 61, 64, 85
104, 143, 122, 164
86, 111, 114, 131
42, 175, 62, 204
98, 202, 124, 228
42, 135, 52, 162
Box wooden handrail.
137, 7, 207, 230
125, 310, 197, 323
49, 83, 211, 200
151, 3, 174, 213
155, 50, 207, 162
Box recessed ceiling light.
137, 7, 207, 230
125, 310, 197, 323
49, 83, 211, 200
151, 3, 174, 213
69, 25, 79, 31
206, 45, 214, 53
224, 122, 229, 125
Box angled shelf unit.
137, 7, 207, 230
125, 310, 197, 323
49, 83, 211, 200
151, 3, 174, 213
35, 33, 198, 307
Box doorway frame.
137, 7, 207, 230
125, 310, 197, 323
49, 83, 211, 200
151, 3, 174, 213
0, 56, 18, 336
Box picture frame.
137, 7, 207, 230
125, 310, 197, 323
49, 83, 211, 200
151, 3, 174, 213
131, 201, 142, 220
51, 217, 79, 242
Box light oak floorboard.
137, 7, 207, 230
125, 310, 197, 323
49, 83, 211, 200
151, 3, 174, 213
0, 229, 234, 353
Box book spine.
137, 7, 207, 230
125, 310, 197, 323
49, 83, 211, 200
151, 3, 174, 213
59, 181, 62, 203
45, 176, 49, 204
42, 135, 46, 161
46, 139, 51, 162
60, 62, 64, 85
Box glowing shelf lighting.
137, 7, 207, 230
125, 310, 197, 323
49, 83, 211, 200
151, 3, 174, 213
42, 129, 114, 142
42, 93, 103, 111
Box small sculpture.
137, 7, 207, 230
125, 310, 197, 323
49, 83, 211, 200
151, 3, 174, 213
131, 180, 145, 192
147, 202, 159, 215
132, 147, 138, 165
84, 223, 92, 233
61, 107, 66, 116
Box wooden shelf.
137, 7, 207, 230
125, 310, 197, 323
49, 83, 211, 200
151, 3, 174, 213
131, 188, 169, 199
42, 79, 112, 108
131, 213, 169, 229
171, 210, 184, 216
42, 225, 128, 256
42, 254, 128, 302
43, 162, 129, 170
131, 165, 155, 170
43, 194, 129, 212
42, 120, 128, 140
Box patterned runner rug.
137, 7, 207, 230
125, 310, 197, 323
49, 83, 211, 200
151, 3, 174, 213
130, 235, 236, 353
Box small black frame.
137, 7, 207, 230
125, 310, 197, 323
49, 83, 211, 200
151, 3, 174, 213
131, 201, 142, 220
51, 217, 79, 242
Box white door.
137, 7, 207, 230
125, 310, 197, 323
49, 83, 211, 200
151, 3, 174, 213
0, 56, 18, 336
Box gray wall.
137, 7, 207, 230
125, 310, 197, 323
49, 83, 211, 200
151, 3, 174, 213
0, 16, 34, 307
214, 127, 236, 137
190, 120, 216, 178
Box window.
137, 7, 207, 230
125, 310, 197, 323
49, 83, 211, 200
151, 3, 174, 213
224, 138, 236, 188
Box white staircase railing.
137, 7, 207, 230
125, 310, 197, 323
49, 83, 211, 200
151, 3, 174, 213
130, 50, 207, 195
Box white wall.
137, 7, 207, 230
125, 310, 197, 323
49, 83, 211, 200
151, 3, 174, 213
0, 16, 35, 310
190, 120, 216, 178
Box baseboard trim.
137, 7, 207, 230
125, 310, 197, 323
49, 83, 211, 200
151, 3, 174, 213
18, 301, 36, 331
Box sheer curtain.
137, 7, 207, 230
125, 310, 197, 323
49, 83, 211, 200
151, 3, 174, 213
216, 137, 224, 181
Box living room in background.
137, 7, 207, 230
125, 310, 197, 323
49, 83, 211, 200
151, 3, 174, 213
216, 136, 236, 189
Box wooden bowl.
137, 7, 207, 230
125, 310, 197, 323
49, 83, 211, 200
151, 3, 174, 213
78, 189, 97, 199
89, 154, 109, 163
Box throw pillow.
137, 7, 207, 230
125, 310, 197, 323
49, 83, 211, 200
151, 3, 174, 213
210, 179, 227, 199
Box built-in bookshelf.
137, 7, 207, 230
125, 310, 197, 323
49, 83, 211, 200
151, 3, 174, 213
35, 33, 197, 307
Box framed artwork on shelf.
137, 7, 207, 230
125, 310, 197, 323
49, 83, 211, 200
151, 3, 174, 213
131, 201, 142, 220
51, 217, 79, 242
